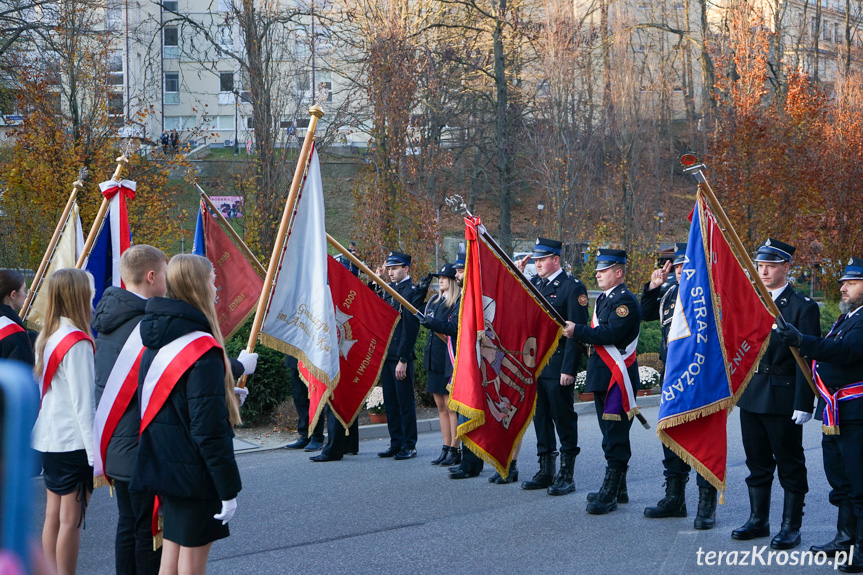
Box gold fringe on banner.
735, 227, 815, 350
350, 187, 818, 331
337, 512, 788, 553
823, 424, 840, 435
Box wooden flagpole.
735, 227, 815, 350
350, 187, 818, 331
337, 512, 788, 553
239, 105, 324, 388
685, 163, 818, 396
76, 151, 130, 269
20, 169, 87, 320
195, 184, 266, 277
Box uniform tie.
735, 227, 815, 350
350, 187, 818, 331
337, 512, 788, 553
596, 293, 606, 307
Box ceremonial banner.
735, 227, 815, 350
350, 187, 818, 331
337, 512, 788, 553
192, 201, 263, 339
86, 180, 135, 306
26, 204, 84, 329
260, 145, 339, 430
658, 191, 773, 493
449, 217, 562, 478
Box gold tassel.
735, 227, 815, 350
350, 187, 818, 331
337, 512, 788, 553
823, 424, 840, 435
152, 516, 164, 551
93, 474, 110, 490
719, 492, 726, 505
602, 413, 622, 421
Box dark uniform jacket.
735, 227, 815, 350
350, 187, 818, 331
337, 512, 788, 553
130, 297, 242, 501
640, 280, 678, 363
531, 271, 589, 379
737, 285, 820, 415
569, 283, 641, 394
800, 307, 863, 423
0, 304, 35, 366
381, 277, 422, 362
422, 295, 460, 377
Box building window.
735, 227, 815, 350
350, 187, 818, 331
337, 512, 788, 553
162, 0, 178, 10
108, 93, 124, 126
219, 72, 234, 93
164, 26, 179, 58
106, 1, 122, 31
164, 72, 179, 104
216, 115, 234, 130
218, 0, 232, 11
835, 22, 841, 44
217, 25, 233, 49
108, 51, 123, 86
45, 58, 61, 86
164, 116, 196, 130
246, 116, 254, 129
823, 21, 832, 41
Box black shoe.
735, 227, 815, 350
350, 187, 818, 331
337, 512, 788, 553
430, 446, 449, 465
811, 505, 856, 557
644, 475, 688, 519
731, 485, 771, 540
440, 446, 461, 466
449, 468, 479, 479
488, 471, 502, 483
586, 467, 624, 515
770, 491, 804, 549
310, 453, 341, 462
346, 450, 359, 455
378, 445, 401, 458
839, 522, 863, 573
304, 439, 324, 452
694, 485, 717, 530
490, 461, 519, 484
521, 454, 557, 490
285, 437, 310, 450
547, 453, 576, 496
587, 469, 629, 504
394, 448, 417, 460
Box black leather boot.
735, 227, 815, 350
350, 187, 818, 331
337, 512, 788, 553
694, 485, 717, 530
771, 491, 804, 549
430, 445, 448, 465
521, 454, 557, 490
731, 485, 771, 540
490, 460, 519, 484
839, 520, 863, 573
644, 475, 688, 518
586, 467, 623, 515
440, 446, 461, 467
812, 505, 856, 557
587, 468, 628, 503
547, 453, 576, 496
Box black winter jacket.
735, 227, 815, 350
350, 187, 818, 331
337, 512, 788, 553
93, 287, 147, 482
130, 297, 241, 501
0, 304, 35, 366
422, 296, 460, 377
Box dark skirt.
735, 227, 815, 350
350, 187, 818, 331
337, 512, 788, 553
426, 371, 450, 396
160, 495, 229, 547
41, 450, 93, 496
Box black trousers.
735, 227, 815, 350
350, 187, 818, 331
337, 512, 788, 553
380, 359, 417, 450
662, 444, 711, 488
739, 408, 808, 494
321, 404, 359, 459
592, 391, 633, 470
533, 376, 580, 457
292, 367, 324, 442
823, 422, 863, 519
114, 480, 161, 575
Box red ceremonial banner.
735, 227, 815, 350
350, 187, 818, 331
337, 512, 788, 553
300, 256, 400, 432
203, 205, 264, 339
449, 217, 563, 478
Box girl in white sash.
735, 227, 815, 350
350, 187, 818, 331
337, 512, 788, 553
130, 254, 241, 575
31, 268, 95, 575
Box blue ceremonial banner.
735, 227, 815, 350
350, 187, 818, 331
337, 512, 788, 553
192, 201, 205, 256
86, 215, 114, 306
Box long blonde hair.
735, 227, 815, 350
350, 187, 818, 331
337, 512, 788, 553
435, 276, 460, 309
166, 254, 241, 426
34, 268, 94, 377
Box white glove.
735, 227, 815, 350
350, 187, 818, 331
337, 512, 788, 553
791, 410, 813, 425
234, 386, 249, 407
213, 498, 237, 525
237, 350, 258, 375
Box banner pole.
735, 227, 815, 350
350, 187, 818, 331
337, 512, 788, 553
196, 185, 266, 276
20, 171, 86, 320
240, 105, 323, 388
696, 180, 818, 396
76, 152, 130, 269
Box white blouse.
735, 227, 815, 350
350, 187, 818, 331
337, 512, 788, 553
31, 317, 95, 464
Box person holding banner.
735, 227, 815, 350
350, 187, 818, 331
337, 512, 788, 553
732, 239, 820, 549
775, 257, 863, 573
283, 355, 325, 451
373, 251, 422, 461
641, 244, 719, 530
31, 268, 96, 575
0, 270, 35, 365
417, 263, 462, 467
131, 255, 242, 575
563, 249, 641, 515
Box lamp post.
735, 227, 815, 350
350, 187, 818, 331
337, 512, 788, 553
233, 89, 239, 155
536, 201, 545, 236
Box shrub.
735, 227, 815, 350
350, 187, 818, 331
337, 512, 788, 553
819, 300, 840, 336
637, 321, 662, 355
413, 328, 434, 407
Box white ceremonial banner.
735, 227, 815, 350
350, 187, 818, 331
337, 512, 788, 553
260, 146, 340, 390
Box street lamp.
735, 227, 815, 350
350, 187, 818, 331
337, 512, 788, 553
233, 89, 239, 155
536, 202, 545, 236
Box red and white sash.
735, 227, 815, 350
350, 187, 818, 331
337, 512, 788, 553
139, 331, 220, 433
40, 325, 93, 401
0, 315, 25, 342
592, 306, 639, 420
93, 323, 145, 483
812, 360, 863, 435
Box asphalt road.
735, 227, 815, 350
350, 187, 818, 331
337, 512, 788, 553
29, 404, 846, 574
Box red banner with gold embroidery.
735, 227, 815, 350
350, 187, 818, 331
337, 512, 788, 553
449, 217, 563, 479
